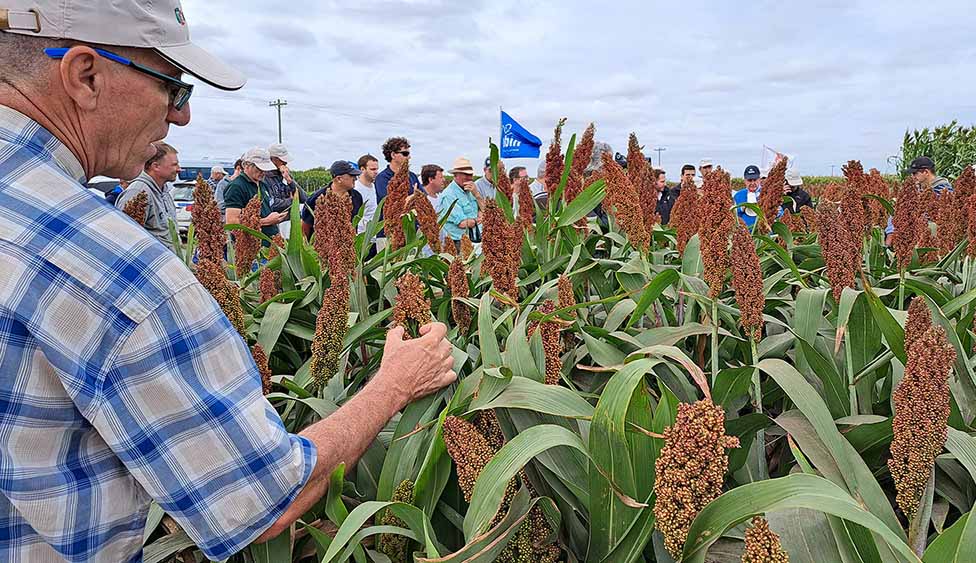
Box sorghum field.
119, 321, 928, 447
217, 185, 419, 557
145, 121, 976, 563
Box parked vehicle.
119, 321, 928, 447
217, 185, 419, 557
171, 180, 196, 234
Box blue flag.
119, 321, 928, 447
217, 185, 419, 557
500, 110, 542, 159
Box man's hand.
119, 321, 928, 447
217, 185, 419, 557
254, 322, 455, 543
374, 323, 456, 410
281, 166, 294, 184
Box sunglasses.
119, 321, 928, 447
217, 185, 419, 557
44, 47, 194, 110
397, 150, 411, 157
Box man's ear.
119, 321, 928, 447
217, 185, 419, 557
58, 46, 106, 112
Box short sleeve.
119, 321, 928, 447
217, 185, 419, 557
223, 183, 247, 210
89, 283, 316, 560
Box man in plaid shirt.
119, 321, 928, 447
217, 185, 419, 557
0, 2, 456, 562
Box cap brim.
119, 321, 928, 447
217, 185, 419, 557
451, 168, 475, 175
744, 174, 760, 180
255, 161, 277, 172
156, 42, 246, 91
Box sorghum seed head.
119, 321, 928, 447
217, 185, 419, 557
904, 296, 932, 351
308, 278, 350, 390
888, 324, 955, 521
251, 343, 272, 395
460, 233, 475, 260
259, 266, 280, 303
758, 159, 787, 231
893, 178, 924, 269
234, 194, 262, 275
192, 176, 225, 263
601, 151, 650, 252
392, 271, 431, 338
730, 223, 765, 341
669, 177, 701, 253
442, 416, 513, 503
314, 188, 356, 280
123, 190, 148, 226
741, 516, 790, 563
816, 202, 859, 302
411, 192, 442, 254
482, 200, 520, 298
699, 169, 735, 298
385, 160, 412, 250
653, 399, 740, 558
377, 480, 415, 563
196, 259, 246, 338
544, 119, 567, 197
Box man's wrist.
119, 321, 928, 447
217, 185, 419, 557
366, 366, 409, 413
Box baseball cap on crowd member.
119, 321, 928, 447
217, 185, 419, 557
0, 0, 246, 91
243, 147, 277, 171
785, 169, 803, 187
210, 166, 227, 176
907, 156, 936, 174
699, 158, 714, 169
268, 143, 292, 164
330, 160, 362, 178
536, 160, 546, 177
744, 165, 761, 180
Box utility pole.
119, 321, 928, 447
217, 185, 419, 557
830, 164, 836, 177
269, 99, 287, 143
653, 147, 667, 167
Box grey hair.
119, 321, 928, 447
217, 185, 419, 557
0, 34, 141, 90
0, 33, 66, 87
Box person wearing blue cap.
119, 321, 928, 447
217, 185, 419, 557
302, 160, 365, 239
474, 156, 506, 205
733, 164, 762, 228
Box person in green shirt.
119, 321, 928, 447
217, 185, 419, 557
223, 147, 287, 245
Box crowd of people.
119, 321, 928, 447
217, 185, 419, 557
108, 132, 828, 258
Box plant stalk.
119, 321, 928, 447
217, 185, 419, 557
750, 337, 762, 416
711, 299, 719, 382
845, 329, 858, 415
908, 467, 936, 556
898, 269, 906, 310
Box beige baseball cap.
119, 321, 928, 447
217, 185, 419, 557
268, 143, 292, 164
0, 1, 245, 90
242, 147, 277, 172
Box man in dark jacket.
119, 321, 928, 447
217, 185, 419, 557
783, 168, 813, 213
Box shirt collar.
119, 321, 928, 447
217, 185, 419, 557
0, 105, 86, 184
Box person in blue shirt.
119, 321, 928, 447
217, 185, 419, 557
733, 164, 762, 228
105, 178, 129, 206
438, 157, 483, 251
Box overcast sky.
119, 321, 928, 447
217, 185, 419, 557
167, 0, 976, 177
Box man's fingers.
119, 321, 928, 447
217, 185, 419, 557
386, 326, 405, 343
418, 322, 447, 340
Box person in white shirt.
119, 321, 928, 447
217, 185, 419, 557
530, 160, 547, 198
354, 153, 380, 233
421, 164, 446, 206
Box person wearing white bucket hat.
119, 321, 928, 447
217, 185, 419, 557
0, 2, 457, 561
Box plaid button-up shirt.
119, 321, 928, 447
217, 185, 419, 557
0, 106, 316, 562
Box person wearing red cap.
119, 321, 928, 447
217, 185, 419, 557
0, 3, 455, 561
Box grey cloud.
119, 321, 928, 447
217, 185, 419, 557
175, 0, 976, 176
